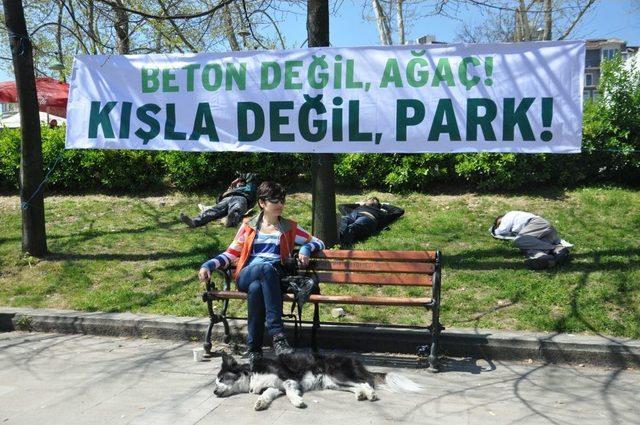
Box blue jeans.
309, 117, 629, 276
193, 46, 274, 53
193, 195, 248, 227
236, 262, 285, 351
339, 212, 378, 245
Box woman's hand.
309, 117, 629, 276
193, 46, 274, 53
198, 267, 211, 282
298, 254, 310, 268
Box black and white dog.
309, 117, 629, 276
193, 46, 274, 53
213, 352, 423, 411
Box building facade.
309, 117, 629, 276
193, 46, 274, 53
584, 38, 638, 101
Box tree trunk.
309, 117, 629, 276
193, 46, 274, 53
223, 4, 240, 51
372, 0, 392, 45
87, 0, 98, 54
113, 0, 129, 54
543, 0, 553, 40
397, 0, 405, 45
3, 0, 48, 257
518, 0, 530, 41
55, 0, 66, 82
307, 0, 337, 247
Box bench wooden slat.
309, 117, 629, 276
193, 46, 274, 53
304, 294, 432, 306
210, 290, 247, 300
210, 290, 432, 307
311, 259, 434, 274
315, 250, 436, 262
312, 271, 432, 286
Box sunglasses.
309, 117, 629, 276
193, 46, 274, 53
263, 197, 286, 204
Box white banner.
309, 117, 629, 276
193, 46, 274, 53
66, 41, 584, 153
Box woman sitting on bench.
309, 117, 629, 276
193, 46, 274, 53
198, 181, 325, 366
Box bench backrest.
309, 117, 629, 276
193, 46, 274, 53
213, 249, 441, 307
309, 250, 438, 288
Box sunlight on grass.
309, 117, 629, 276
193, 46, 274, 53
1, 188, 639, 338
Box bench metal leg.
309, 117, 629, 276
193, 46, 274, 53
418, 319, 442, 372
311, 303, 320, 353
284, 301, 300, 347
204, 320, 214, 355
426, 305, 442, 372
428, 324, 441, 373
202, 299, 231, 355
202, 271, 232, 355
428, 345, 439, 372
422, 250, 443, 372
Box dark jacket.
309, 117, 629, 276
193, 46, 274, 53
338, 203, 405, 230
217, 173, 257, 207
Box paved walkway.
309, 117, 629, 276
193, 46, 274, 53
1, 331, 638, 425
3, 307, 640, 368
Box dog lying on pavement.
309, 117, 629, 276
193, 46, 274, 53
213, 352, 423, 411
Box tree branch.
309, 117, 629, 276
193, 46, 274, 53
156, 0, 198, 52
250, 9, 286, 49
29, 22, 92, 53
59, 0, 114, 50
240, 0, 269, 49
558, 0, 597, 40
93, 0, 236, 20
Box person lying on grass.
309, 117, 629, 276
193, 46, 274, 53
491, 211, 573, 270
180, 173, 257, 228
338, 197, 405, 246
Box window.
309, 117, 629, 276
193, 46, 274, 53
585, 73, 593, 86
602, 48, 619, 60
583, 89, 591, 101
1, 103, 18, 117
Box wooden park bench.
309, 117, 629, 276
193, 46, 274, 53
201, 249, 443, 371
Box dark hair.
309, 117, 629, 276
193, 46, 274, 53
365, 197, 381, 208
256, 181, 286, 209
494, 215, 503, 228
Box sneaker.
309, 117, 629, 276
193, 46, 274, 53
247, 349, 263, 369
225, 212, 241, 228
524, 253, 556, 270
553, 246, 570, 264
272, 334, 293, 355
179, 213, 195, 228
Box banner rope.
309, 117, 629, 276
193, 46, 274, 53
7, 31, 30, 56
20, 153, 63, 210
584, 149, 640, 153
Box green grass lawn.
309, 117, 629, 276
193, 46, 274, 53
1, 187, 639, 338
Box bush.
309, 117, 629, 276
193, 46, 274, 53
579, 55, 640, 183
160, 152, 311, 191
1, 126, 165, 192
0, 126, 312, 192
0, 128, 21, 191
335, 153, 454, 191
41, 127, 165, 192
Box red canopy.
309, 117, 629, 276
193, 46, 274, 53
0, 77, 69, 117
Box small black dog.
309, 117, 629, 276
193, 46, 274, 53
213, 352, 423, 410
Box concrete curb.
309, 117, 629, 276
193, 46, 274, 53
2, 307, 639, 368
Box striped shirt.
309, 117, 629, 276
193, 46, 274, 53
201, 223, 324, 271
246, 231, 282, 266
